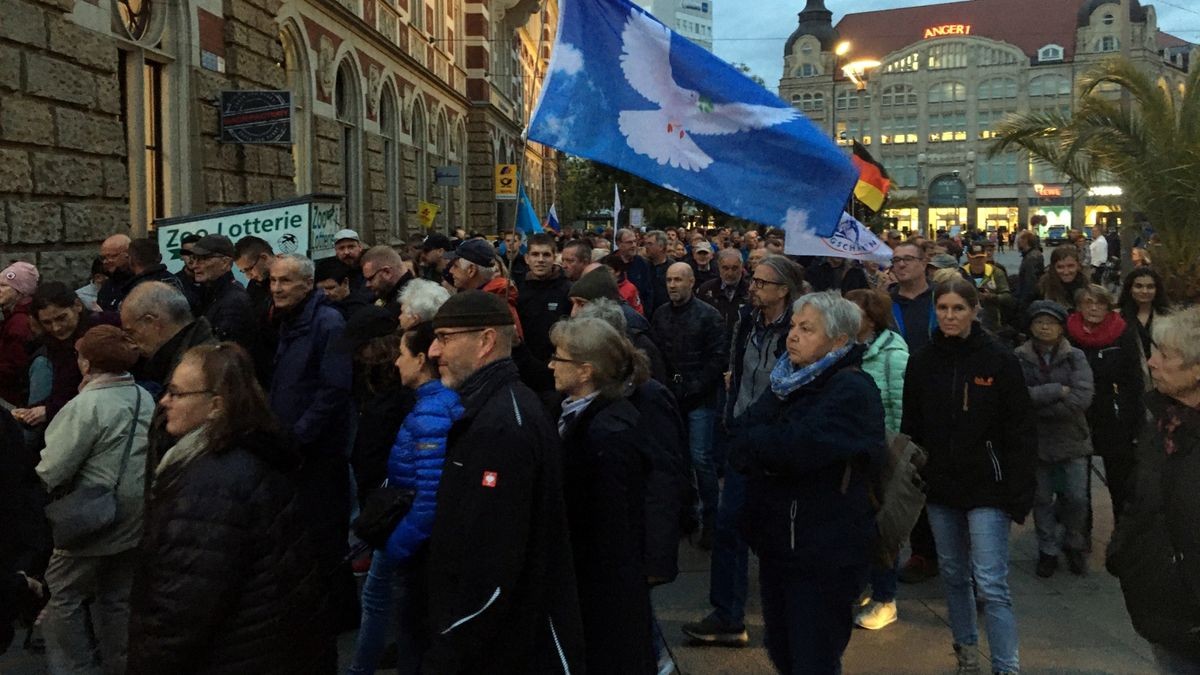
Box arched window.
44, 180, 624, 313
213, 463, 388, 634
928, 81, 966, 103
1029, 74, 1071, 97
335, 60, 362, 229
977, 78, 1017, 100
797, 63, 819, 78
927, 42, 967, 70
881, 84, 917, 107
379, 87, 402, 240
1038, 44, 1064, 62
1098, 36, 1118, 52
1102, 13, 1115, 25
411, 103, 428, 205
280, 24, 310, 193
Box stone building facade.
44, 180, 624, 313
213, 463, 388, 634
1, 0, 558, 279
780, 0, 1194, 237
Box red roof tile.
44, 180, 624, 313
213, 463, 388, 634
831, 0, 1189, 64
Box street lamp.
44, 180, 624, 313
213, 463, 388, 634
830, 41, 851, 142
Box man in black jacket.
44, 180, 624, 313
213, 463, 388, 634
652, 262, 729, 549
422, 291, 585, 673
121, 281, 216, 399
97, 233, 133, 311
125, 239, 191, 308
697, 248, 750, 339
516, 233, 572, 397
189, 235, 256, 350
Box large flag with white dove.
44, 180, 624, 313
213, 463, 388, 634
528, 0, 858, 237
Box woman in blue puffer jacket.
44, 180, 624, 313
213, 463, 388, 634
347, 321, 463, 675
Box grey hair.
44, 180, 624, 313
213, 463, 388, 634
275, 253, 315, 280
1152, 305, 1200, 366
792, 290, 862, 341
644, 230, 667, 247
122, 281, 192, 327
550, 316, 648, 399
757, 254, 807, 302
716, 248, 743, 264
1074, 283, 1115, 309
576, 297, 627, 334
397, 278, 451, 323
617, 228, 637, 241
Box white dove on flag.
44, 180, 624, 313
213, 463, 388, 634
617, 10, 800, 172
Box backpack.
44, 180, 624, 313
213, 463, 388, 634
869, 431, 928, 568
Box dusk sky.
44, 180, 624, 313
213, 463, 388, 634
709, 0, 1200, 92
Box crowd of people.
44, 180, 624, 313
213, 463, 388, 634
0, 215, 1196, 675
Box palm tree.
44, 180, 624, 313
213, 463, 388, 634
989, 57, 1200, 301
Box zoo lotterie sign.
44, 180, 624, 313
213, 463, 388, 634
154, 194, 344, 273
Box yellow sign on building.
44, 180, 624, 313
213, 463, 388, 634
417, 201, 440, 228
495, 164, 518, 201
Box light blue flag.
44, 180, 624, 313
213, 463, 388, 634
516, 184, 543, 234
528, 0, 857, 237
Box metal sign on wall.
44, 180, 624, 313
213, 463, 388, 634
220, 90, 292, 144
435, 166, 461, 187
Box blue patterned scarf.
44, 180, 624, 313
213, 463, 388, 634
770, 344, 853, 400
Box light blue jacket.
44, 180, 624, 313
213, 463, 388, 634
860, 329, 909, 433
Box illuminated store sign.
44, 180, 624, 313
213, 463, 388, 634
923, 24, 973, 39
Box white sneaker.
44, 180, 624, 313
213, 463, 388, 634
855, 600, 898, 630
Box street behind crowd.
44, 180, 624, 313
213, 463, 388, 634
0, 471, 1154, 674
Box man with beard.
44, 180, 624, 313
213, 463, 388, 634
360, 245, 414, 315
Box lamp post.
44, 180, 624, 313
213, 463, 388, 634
830, 41, 850, 141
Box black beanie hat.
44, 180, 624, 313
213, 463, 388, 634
432, 290, 514, 329
569, 267, 620, 303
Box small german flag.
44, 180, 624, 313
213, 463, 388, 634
850, 141, 891, 213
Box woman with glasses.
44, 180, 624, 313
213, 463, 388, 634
550, 316, 657, 674
1067, 285, 1144, 525
127, 343, 324, 674
902, 278, 1035, 675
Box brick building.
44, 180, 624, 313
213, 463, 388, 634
1, 0, 558, 280
779, 0, 1195, 237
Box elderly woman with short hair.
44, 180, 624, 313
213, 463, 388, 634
397, 278, 451, 330
1108, 306, 1200, 670
726, 291, 885, 673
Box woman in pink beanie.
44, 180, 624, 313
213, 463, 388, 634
0, 261, 39, 407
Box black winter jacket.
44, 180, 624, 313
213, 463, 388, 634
126, 264, 189, 303
422, 359, 585, 674
516, 268, 572, 393
1071, 322, 1145, 459
630, 379, 690, 583
561, 396, 656, 674
728, 345, 885, 569
0, 409, 50, 653
127, 431, 326, 675
198, 272, 256, 350
625, 303, 669, 385
651, 296, 729, 411
696, 276, 749, 338
902, 324, 1037, 522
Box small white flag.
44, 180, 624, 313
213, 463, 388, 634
784, 211, 893, 265
613, 184, 622, 246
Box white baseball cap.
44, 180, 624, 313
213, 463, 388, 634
334, 229, 360, 243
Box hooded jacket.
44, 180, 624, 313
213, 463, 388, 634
860, 329, 909, 433
422, 358, 584, 674
903, 323, 1037, 522
128, 430, 325, 675
1014, 339, 1095, 463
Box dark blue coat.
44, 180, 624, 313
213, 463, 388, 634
384, 380, 463, 562
728, 345, 886, 569
268, 291, 353, 460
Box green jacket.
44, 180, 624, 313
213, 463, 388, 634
960, 263, 1015, 332
37, 375, 152, 556
861, 329, 909, 433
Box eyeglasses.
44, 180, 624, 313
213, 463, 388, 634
163, 387, 215, 400
549, 353, 582, 365
891, 255, 922, 266
750, 277, 786, 289
363, 266, 389, 283
434, 328, 485, 345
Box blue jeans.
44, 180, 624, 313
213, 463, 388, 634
346, 554, 422, 675
927, 504, 1020, 673
759, 559, 865, 675
688, 407, 718, 526
1033, 457, 1089, 556
709, 460, 749, 626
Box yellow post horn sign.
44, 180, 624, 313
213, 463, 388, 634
417, 201, 440, 228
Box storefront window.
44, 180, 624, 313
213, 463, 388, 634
929, 207, 968, 236
884, 207, 918, 235
1030, 206, 1072, 230
977, 206, 1018, 232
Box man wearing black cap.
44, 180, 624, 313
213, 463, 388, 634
421, 291, 584, 673
447, 239, 523, 339
420, 233, 453, 282
189, 234, 255, 350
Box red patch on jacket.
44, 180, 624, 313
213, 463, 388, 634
482, 471, 498, 488
974, 376, 994, 386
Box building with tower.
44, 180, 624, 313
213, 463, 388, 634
779, 0, 1194, 237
